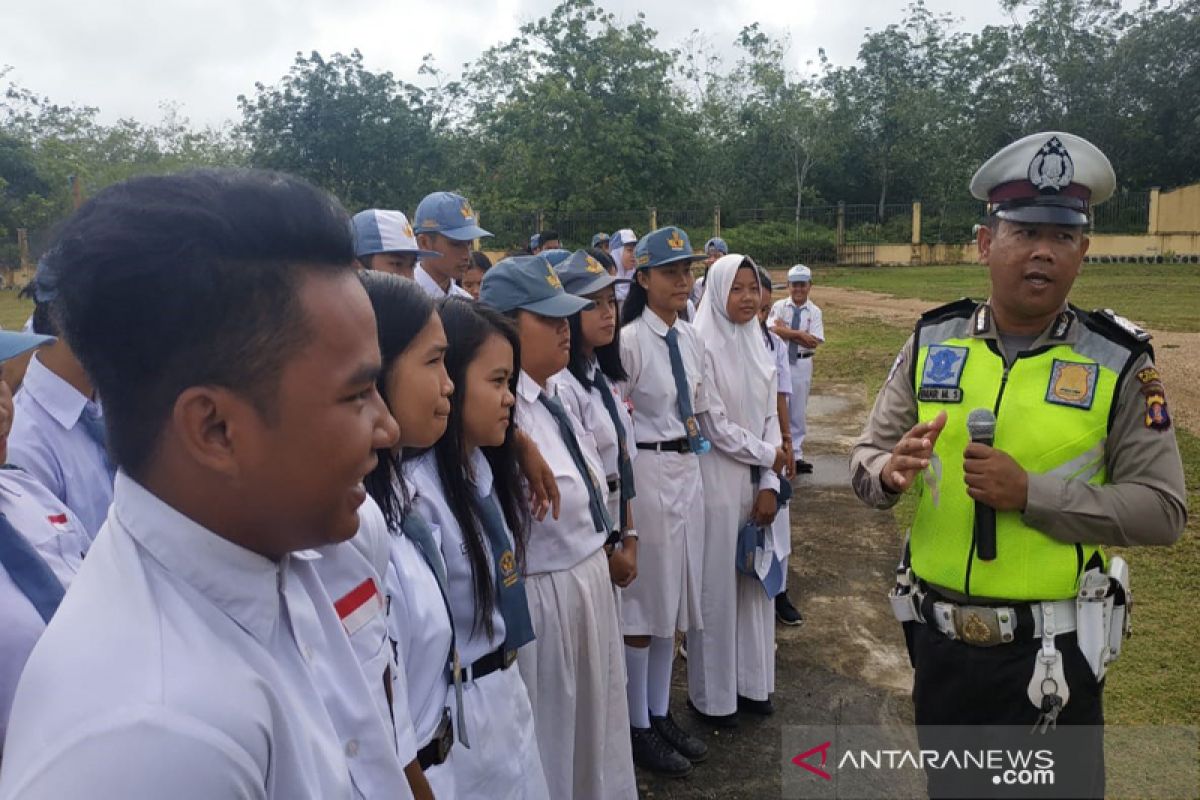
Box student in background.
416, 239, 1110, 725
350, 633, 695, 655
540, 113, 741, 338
687, 254, 789, 727
9, 263, 115, 539
756, 269, 803, 627
412, 192, 491, 300
610, 229, 638, 305
352, 209, 442, 279
769, 265, 824, 474
481, 256, 637, 800
461, 251, 492, 301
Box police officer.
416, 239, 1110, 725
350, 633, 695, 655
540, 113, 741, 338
850, 132, 1187, 797
351, 208, 442, 279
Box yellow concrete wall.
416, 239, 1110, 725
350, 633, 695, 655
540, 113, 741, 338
1155, 184, 1200, 233
841, 233, 1200, 266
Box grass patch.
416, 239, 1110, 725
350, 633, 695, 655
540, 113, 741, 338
0, 290, 33, 332
811, 262, 1200, 333
816, 304, 1199, 731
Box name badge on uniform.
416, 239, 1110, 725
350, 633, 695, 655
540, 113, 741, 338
1045, 360, 1098, 410
918, 345, 968, 403
499, 549, 519, 588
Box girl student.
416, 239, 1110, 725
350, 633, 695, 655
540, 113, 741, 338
547, 249, 638, 592
460, 250, 492, 301
479, 255, 637, 800
616, 226, 714, 777
686, 255, 790, 726
359, 274, 548, 800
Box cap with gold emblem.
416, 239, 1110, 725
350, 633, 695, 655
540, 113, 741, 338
351, 209, 442, 259
480, 255, 594, 317
556, 249, 628, 298
633, 226, 706, 269
412, 191, 492, 241
969, 132, 1116, 226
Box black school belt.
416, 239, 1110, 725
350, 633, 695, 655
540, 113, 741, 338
790, 352, 814, 362
462, 645, 518, 682
636, 438, 692, 453
417, 707, 454, 770
915, 581, 1077, 647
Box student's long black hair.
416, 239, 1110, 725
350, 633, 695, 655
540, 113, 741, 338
756, 266, 776, 351
619, 268, 649, 327
433, 297, 529, 639
567, 249, 628, 386
359, 271, 437, 531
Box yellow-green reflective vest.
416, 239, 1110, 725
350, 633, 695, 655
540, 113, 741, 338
910, 301, 1141, 601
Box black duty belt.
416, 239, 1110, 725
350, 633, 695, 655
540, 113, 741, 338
417, 707, 454, 770
636, 438, 692, 453
466, 645, 517, 681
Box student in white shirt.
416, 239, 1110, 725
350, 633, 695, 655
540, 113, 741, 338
687, 254, 789, 725
480, 255, 637, 800
756, 269, 804, 627
768, 264, 825, 474
610, 228, 638, 304
412, 191, 491, 300
351, 208, 442, 279
0, 170, 411, 799
8, 271, 115, 539
617, 227, 714, 775
0, 327, 92, 756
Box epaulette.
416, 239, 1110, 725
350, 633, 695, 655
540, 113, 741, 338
1080, 307, 1153, 352
916, 297, 978, 330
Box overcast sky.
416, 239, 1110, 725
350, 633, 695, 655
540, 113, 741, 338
4, 0, 1014, 129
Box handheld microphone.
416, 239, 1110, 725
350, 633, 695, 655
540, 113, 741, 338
966, 409, 997, 561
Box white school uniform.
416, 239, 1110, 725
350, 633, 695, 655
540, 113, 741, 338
313, 494, 419, 782
687, 255, 783, 716
513, 371, 636, 800
768, 297, 824, 458
415, 263, 473, 300
9, 354, 115, 538
0, 473, 411, 800
549, 360, 637, 525
407, 452, 549, 800
0, 467, 91, 752
618, 311, 708, 637
762, 326, 794, 571
381, 475, 458, 799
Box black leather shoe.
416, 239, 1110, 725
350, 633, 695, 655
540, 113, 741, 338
687, 697, 738, 728
775, 593, 804, 627
651, 712, 708, 762
631, 725, 692, 777
795, 459, 814, 474
738, 695, 775, 716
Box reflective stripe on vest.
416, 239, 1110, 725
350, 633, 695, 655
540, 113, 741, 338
911, 315, 1119, 600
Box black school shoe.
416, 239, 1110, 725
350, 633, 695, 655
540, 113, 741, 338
687, 697, 738, 728
795, 459, 814, 474
775, 593, 804, 626
737, 695, 775, 716
651, 712, 709, 762
631, 725, 693, 777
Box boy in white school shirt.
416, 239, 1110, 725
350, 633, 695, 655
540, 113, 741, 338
0, 170, 413, 800
480, 255, 638, 800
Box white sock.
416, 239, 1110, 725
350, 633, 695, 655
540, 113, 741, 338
647, 636, 675, 718
624, 644, 650, 729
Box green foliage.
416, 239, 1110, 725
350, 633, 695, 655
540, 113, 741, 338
722, 220, 837, 266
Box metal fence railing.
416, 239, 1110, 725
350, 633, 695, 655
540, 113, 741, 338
1092, 191, 1150, 234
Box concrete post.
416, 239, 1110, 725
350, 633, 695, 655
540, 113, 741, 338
714, 205, 721, 238
649, 207, 657, 231
911, 201, 922, 245
1148, 187, 1161, 235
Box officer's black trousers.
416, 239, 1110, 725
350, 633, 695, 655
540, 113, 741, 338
906, 623, 1105, 799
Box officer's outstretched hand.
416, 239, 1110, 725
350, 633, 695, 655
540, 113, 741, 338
881, 411, 947, 493
962, 444, 1028, 511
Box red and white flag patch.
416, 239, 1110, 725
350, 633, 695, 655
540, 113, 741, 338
47, 513, 70, 532
334, 578, 382, 636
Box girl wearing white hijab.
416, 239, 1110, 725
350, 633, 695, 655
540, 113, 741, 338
687, 254, 789, 723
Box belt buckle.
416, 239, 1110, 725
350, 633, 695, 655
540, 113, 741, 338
502, 649, 517, 669
953, 605, 1009, 647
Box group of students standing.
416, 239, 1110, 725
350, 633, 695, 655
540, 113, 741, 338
0, 173, 824, 800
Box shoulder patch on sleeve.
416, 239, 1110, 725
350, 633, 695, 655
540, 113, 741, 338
1136, 366, 1172, 431
918, 297, 978, 324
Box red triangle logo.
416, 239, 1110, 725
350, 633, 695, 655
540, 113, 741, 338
792, 741, 833, 781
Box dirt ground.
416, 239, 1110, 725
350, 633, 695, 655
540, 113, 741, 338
815, 286, 1200, 436
637, 382, 914, 799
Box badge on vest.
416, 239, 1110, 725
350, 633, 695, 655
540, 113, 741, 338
499, 550, 519, 588
918, 345, 968, 403
1045, 360, 1098, 410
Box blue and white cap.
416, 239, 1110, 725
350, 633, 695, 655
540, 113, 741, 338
352, 210, 441, 259
787, 264, 812, 283
610, 228, 637, 250
412, 192, 492, 241
481, 255, 594, 317
704, 237, 728, 255
540, 248, 572, 268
